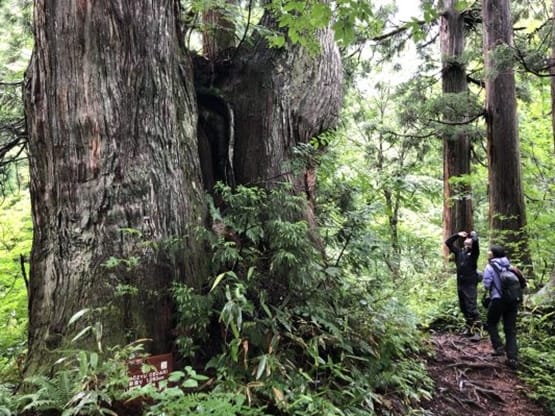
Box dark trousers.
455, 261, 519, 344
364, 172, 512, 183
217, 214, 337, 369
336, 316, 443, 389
457, 281, 480, 328
486, 298, 518, 360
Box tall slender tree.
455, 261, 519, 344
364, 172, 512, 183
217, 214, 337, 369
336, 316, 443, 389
551, 0, 555, 152
536, 0, 555, 298
482, 0, 531, 266
548, 0, 555, 291
440, 0, 474, 256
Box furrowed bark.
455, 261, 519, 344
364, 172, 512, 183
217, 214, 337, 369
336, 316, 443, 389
24, 0, 206, 374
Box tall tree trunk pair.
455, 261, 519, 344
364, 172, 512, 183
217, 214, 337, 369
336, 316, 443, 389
23, 0, 342, 374
441, 0, 532, 269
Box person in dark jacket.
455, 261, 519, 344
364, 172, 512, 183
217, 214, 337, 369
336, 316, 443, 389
483, 245, 519, 370
445, 230, 481, 341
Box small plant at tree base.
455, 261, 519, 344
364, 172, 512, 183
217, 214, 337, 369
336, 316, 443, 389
0, 383, 18, 416
124, 366, 268, 416
17, 309, 148, 416
171, 283, 213, 360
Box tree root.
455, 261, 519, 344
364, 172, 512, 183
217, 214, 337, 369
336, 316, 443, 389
463, 380, 505, 402
446, 361, 500, 369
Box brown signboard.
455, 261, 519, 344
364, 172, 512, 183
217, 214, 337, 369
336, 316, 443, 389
128, 353, 173, 389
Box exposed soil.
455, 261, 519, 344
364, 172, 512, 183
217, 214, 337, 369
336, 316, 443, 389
421, 332, 550, 416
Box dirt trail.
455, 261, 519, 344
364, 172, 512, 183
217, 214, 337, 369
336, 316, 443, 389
421, 332, 549, 416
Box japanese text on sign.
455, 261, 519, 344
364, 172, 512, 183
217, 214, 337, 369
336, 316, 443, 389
128, 353, 173, 389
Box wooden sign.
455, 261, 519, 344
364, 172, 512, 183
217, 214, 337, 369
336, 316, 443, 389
128, 353, 173, 388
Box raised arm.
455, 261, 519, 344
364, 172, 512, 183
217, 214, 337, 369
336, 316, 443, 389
445, 232, 463, 255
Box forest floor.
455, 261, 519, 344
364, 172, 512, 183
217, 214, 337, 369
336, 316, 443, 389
420, 331, 549, 416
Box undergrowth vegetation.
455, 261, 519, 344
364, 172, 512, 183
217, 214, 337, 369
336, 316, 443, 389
1, 164, 554, 415
169, 183, 434, 415
519, 302, 555, 414
1, 104, 553, 415
0, 184, 435, 416
0, 158, 553, 415
0, 187, 31, 383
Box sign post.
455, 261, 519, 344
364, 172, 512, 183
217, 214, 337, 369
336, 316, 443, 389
128, 353, 173, 389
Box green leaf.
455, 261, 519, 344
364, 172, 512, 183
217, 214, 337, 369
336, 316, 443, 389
310, 3, 332, 27
182, 378, 199, 388
269, 34, 286, 48
209, 272, 227, 293
71, 326, 92, 343
168, 371, 185, 382
455, 0, 470, 12
211, 271, 239, 294
423, 3, 437, 22
68, 308, 90, 326
89, 352, 98, 369
255, 354, 268, 380
261, 300, 272, 319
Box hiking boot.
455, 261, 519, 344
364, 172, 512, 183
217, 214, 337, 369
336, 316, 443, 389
491, 346, 505, 356
469, 333, 481, 342
506, 359, 518, 370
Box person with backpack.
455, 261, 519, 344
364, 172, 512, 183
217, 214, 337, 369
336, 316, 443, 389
482, 245, 524, 370
445, 230, 481, 341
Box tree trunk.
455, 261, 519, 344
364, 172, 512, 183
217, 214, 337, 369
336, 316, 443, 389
224, 26, 342, 190
196, 0, 237, 191
377, 129, 401, 280
530, 265, 555, 305
23, 0, 343, 375
552, 0, 555, 152
195, 9, 343, 232
23, 0, 207, 374
535, 0, 555, 300
482, 0, 531, 267
440, 0, 473, 257
230, 27, 342, 246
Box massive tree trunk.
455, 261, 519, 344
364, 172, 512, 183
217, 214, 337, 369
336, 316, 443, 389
440, 0, 473, 257
227, 23, 342, 246
482, 0, 531, 267
23, 0, 207, 374
23, 0, 343, 375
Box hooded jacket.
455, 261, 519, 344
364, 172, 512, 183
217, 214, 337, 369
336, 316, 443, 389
483, 256, 511, 300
